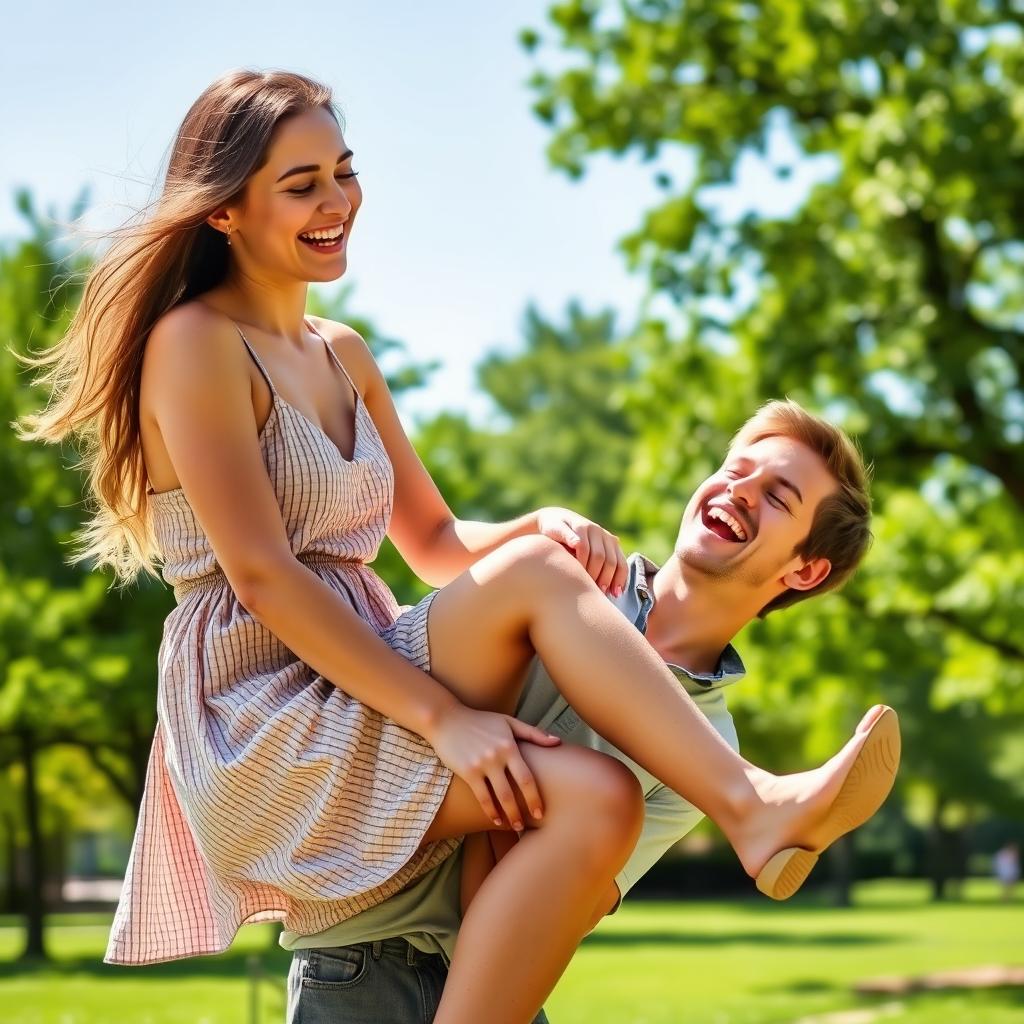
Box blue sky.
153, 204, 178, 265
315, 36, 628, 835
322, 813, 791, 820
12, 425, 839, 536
1, 1, 830, 423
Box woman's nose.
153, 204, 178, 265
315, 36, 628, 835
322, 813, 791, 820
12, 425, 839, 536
328, 183, 355, 216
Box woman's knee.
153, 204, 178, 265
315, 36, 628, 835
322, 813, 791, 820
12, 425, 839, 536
489, 534, 586, 592
529, 745, 644, 845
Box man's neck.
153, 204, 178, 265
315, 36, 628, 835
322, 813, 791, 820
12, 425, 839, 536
643, 555, 756, 675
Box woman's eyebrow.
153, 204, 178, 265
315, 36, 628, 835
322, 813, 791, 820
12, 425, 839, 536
276, 150, 354, 183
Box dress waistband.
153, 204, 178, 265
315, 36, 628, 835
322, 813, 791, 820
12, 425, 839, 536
172, 550, 364, 603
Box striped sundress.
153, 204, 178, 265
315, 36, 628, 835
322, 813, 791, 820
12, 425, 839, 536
104, 317, 459, 966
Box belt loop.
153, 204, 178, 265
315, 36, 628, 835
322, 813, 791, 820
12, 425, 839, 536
371, 941, 383, 960
406, 941, 416, 965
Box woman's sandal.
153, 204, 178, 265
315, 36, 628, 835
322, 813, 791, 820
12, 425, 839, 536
755, 705, 901, 900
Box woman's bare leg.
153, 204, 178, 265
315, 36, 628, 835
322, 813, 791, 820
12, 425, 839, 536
459, 832, 498, 915
421, 743, 644, 1024
425, 534, 888, 880
404, 535, 890, 1023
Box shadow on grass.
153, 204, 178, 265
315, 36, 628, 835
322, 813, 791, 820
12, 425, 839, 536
581, 929, 900, 948
630, 891, 1024, 914
758, 981, 1024, 1009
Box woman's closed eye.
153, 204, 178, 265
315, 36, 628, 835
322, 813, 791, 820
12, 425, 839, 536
289, 171, 359, 196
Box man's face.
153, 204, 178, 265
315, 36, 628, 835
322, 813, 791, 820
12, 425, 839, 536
676, 435, 838, 593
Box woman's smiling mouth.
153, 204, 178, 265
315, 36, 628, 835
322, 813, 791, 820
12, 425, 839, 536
298, 223, 345, 253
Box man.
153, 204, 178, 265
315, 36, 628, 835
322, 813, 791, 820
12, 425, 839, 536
282, 399, 873, 1022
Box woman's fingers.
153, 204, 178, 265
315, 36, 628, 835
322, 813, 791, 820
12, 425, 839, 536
507, 718, 561, 747
471, 778, 504, 828
611, 547, 629, 596
594, 534, 620, 592
584, 529, 607, 585
569, 524, 625, 595
488, 764, 524, 832
572, 529, 591, 572
505, 750, 545, 821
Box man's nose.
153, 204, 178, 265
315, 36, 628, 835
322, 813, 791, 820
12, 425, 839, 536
727, 477, 757, 507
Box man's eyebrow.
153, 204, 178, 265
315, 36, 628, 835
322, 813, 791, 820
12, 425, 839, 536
776, 475, 803, 505
276, 150, 354, 183
726, 455, 804, 504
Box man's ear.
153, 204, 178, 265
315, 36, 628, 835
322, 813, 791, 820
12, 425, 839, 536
781, 556, 831, 592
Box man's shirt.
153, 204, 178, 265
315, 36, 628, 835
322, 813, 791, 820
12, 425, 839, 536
279, 552, 745, 963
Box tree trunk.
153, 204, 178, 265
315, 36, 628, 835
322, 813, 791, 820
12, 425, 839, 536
1, 809, 17, 915
50, 814, 67, 910
18, 728, 47, 960
928, 797, 951, 902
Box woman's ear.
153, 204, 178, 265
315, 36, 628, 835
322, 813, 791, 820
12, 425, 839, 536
206, 209, 230, 234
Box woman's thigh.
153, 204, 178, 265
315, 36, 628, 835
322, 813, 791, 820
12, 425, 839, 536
425, 535, 580, 713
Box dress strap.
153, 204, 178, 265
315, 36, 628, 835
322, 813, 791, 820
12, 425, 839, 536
303, 317, 362, 399
229, 320, 280, 399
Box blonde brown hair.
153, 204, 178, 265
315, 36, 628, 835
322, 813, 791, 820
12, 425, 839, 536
12, 69, 340, 588
729, 399, 873, 617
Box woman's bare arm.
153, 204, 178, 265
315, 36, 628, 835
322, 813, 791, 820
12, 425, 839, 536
319, 320, 626, 593
143, 305, 556, 825
320, 322, 538, 587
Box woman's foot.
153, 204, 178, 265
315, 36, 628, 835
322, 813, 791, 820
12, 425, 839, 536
732, 705, 901, 899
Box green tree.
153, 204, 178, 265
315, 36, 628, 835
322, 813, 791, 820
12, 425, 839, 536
523, 0, 1024, 897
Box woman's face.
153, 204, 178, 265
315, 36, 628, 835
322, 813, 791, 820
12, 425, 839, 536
229, 105, 362, 284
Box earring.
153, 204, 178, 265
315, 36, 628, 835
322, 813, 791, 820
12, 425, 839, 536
225, 225, 232, 246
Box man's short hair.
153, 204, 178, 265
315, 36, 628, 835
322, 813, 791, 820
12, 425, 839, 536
729, 399, 873, 618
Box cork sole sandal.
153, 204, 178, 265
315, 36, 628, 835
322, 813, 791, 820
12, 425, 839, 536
755, 706, 901, 900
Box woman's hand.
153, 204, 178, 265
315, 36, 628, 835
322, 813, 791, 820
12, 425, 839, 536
536, 506, 629, 597
426, 704, 561, 830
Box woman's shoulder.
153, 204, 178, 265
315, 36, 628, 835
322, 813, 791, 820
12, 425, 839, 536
147, 299, 237, 352
141, 302, 252, 413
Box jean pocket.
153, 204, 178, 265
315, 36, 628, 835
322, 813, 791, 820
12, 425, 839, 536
303, 945, 369, 989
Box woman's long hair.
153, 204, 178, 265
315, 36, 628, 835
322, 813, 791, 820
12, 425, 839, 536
13, 69, 341, 589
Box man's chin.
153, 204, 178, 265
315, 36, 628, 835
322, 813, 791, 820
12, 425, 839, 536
678, 546, 734, 581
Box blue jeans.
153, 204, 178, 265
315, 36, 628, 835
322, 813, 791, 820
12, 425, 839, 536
287, 938, 550, 1023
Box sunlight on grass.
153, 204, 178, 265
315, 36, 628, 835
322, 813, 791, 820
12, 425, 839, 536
2, 881, 1022, 1023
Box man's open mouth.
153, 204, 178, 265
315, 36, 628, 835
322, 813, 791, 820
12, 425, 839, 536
701, 503, 749, 542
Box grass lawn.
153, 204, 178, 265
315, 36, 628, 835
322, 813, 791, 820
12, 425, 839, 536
2, 879, 1022, 1023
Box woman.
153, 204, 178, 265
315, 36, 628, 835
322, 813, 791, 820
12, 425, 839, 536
16, 70, 898, 1024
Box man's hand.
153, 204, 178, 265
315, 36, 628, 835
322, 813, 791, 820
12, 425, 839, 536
536, 506, 628, 597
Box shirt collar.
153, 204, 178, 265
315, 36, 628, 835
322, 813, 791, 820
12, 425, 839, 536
619, 551, 746, 692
